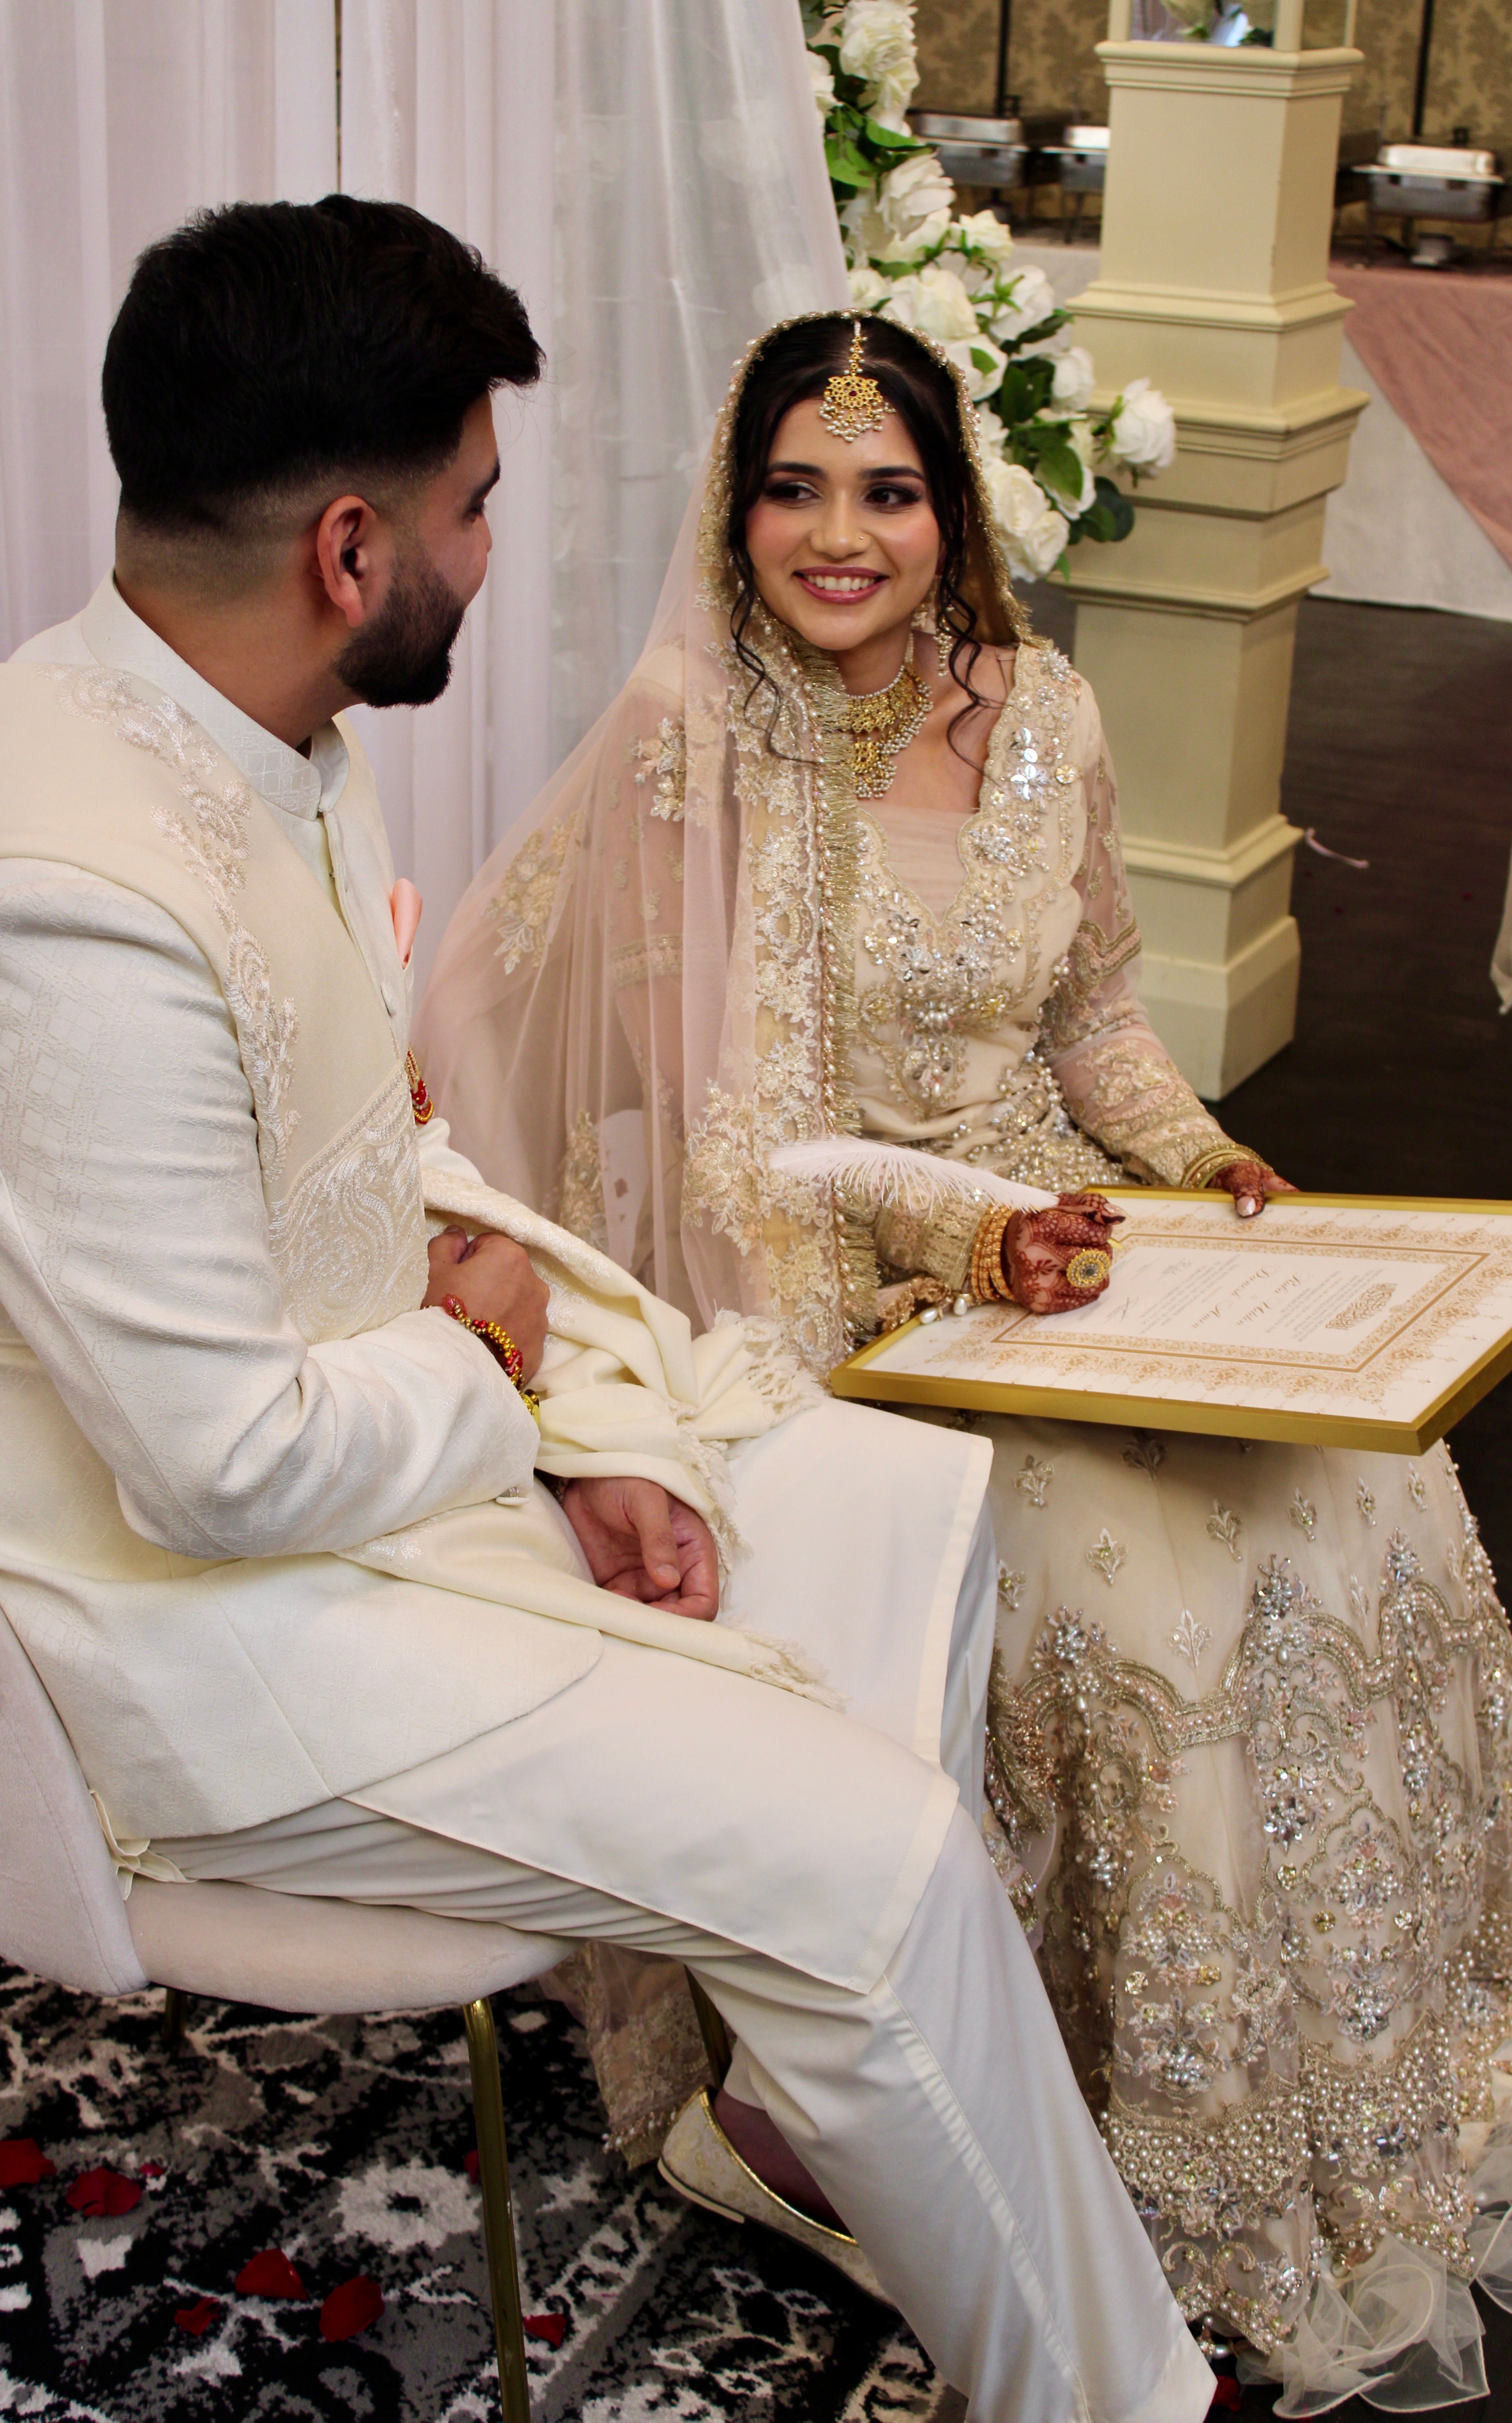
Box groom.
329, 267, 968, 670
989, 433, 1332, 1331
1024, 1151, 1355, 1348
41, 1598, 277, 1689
0, 197, 1210, 2423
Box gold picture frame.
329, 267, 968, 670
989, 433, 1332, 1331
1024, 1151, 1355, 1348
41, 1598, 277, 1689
830, 1191, 1512, 1454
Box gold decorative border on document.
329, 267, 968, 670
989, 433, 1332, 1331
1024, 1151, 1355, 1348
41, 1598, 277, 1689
830, 1193, 1512, 1455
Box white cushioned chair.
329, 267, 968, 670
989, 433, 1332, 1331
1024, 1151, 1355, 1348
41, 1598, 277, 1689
0, 1602, 573, 2423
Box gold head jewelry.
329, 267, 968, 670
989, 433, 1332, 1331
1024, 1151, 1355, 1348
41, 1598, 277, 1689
1065, 1247, 1112, 1294
819, 320, 888, 444
842, 659, 932, 798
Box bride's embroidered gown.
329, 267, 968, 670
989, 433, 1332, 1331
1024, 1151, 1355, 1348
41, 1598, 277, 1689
415, 306, 1512, 2398
835, 640, 1512, 2392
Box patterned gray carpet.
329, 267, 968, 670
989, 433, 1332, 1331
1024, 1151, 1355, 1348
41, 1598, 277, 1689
0, 1961, 962, 2421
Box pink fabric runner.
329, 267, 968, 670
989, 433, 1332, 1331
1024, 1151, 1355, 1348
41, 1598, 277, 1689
1331, 265, 1512, 568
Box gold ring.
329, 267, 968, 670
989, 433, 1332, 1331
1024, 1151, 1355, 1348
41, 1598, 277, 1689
1065, 1247, 1111, 1293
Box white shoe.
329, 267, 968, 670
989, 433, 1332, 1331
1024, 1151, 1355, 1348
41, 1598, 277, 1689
658, 2087, 893, 2305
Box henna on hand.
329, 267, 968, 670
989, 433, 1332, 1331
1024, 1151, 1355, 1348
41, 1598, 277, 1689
1211, 1160, 1298, 1220
1002, 1192, 1124, 1316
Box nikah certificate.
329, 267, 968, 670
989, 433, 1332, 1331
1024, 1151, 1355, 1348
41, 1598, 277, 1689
831, 1193, 1512, 1453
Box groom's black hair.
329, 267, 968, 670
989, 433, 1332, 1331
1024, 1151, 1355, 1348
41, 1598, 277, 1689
103, 196, 541, 541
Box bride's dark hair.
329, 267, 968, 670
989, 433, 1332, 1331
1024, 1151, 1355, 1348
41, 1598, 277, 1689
725, 314, 1027, 750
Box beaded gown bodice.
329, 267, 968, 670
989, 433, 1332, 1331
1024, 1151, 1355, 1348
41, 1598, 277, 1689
845, 641, 1228, 1198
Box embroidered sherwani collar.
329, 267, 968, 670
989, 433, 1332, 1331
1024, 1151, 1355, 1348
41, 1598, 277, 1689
77, 576, 348, 823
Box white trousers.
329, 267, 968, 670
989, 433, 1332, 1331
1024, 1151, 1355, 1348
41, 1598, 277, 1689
160, 1407, 1214, 2423
166, 1783, 1210, 2423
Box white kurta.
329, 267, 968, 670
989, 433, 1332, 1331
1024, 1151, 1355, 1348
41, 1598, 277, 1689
0, 580, 971, 1985
0, 586, 1221, 2423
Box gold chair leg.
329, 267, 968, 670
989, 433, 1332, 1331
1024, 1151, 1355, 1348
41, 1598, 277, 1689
462, 1998, 532, 2423
161, 1986, 190, 2046
685, 1972, 733, 2089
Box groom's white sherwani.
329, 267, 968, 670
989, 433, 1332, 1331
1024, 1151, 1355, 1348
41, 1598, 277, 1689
0, 579, 1212, 2423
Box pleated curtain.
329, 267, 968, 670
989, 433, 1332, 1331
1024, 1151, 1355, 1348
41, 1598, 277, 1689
339, 0, 848, 982
0, 0, 336, 652
0, 0, 845, 984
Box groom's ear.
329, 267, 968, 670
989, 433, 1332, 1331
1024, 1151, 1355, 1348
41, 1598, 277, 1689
312, 492, 393, 629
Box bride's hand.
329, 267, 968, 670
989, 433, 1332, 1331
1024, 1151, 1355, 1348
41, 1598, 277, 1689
1210, 1159, 1298, 1220
1003, 1193, 1124, 1315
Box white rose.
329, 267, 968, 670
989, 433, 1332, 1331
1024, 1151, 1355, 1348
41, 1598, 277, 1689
1050, 345, 1095, 414
884, 265, 1006, 400
1108, 376, 1177, 475
808, 48, 836, 117
838, 0, 919, 132
886, 262, 977, 344
952, 208, 1014, 269
843, 150, 954, 264
848, 264, 891, 310
989, 264, 1059, 347
983, 459, 1070, 581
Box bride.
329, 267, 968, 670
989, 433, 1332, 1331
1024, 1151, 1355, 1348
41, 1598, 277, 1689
416, 312, 1512, 2406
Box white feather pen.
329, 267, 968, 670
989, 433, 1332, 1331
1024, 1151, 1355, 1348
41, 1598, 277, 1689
769, 1136, 1055, 1217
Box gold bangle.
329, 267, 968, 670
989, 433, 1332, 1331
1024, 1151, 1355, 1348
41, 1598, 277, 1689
969, 1205, 1016, 1304
1180, 1141, 1273, 1192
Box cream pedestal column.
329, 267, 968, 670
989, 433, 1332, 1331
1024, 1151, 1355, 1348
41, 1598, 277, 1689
1067, 8, 1365, 1100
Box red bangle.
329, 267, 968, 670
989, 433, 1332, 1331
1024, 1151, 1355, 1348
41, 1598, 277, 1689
440, 1294, 540, 1421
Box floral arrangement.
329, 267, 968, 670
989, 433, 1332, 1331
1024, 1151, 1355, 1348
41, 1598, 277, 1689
801, 0, 1176, 581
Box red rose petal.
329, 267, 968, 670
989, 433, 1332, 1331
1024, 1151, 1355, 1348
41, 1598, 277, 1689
464, 2149, 480, 2182
174, 2296, 221, 2336
67, 2166, 143, 2219
525, 2313, 567, 2348
1208, 2380, 1242, 2415
319, 2275, 384, 2341
0, 2140, 56, 2187
235, 2249, 308, 2300
140, 2160, 166, 2179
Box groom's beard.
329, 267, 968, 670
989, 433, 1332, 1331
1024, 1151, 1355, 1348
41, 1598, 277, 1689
335, 547, 469, 708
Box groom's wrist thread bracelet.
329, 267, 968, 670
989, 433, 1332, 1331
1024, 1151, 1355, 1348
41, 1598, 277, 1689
439, 1293, 541, 1422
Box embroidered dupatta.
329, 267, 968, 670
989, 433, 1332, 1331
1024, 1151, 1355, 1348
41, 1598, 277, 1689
414, 313, 1033, 1374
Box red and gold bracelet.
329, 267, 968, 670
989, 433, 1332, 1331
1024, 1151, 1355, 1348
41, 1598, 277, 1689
439, 1293, 540, 1422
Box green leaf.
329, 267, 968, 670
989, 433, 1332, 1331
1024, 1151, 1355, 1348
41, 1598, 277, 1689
997, 365, 1033, 423
864, 120, 927, 150
1093, 475, 1135, 539
825, 135, 874, 189
1035, 436, 1086, 506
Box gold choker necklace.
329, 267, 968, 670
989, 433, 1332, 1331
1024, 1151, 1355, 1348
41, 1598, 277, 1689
842, 658, 932, 799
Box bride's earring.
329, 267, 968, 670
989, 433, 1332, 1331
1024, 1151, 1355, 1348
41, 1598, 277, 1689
914, 583, 953, 679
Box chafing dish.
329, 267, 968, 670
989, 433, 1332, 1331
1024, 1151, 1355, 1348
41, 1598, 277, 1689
1041, 125, 1110, 193
1038, 126, 1109, 239
909, 111, 1027, 194
1360, 143, 1504, 258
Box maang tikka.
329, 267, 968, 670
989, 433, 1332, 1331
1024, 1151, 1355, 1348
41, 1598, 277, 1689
818, 319, 888, 443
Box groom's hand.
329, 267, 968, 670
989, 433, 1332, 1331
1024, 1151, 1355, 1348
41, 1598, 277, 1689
558, 1477, 720, 1622
424, 1227, 549, 1379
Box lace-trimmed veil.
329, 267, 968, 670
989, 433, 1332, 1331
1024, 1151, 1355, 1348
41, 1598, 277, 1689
414, 311, 1031, 1371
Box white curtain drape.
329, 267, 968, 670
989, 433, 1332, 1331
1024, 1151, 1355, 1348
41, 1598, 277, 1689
0, 0, 845, 988
340, 0, 849, 984
0, 1, 336, 653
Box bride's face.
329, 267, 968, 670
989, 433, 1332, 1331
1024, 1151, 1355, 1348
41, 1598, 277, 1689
743, 398, 941, 656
